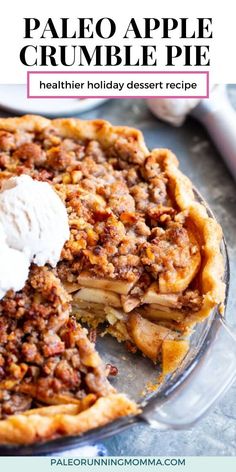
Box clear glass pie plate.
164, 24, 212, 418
0, 189, 235, 456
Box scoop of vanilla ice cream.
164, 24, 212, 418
146, 98, 200, 126
0, 224, 30, 299
0, 175, 70, 267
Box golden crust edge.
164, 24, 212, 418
151, 148, 225, 321
0, 393, 140, 445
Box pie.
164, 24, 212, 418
0, 115, 225, 445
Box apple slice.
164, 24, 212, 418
142, 283, 180, 306
63, 281, 80, 294
121, 296, 140, 313
140, 306, 185, 323
127, 313, 174, 362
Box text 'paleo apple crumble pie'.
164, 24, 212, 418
0, 115, 225, 445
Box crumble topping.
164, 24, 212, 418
140, 223, 193, 279
0, 266, 112, 419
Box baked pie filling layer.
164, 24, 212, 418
0, 115, 225, 444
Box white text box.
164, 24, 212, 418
28, 72, 208, 98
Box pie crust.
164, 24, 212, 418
0, 115, 225, 445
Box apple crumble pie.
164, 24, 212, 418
0, 115, 225, 444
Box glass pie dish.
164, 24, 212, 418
0, 189, 235, 456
